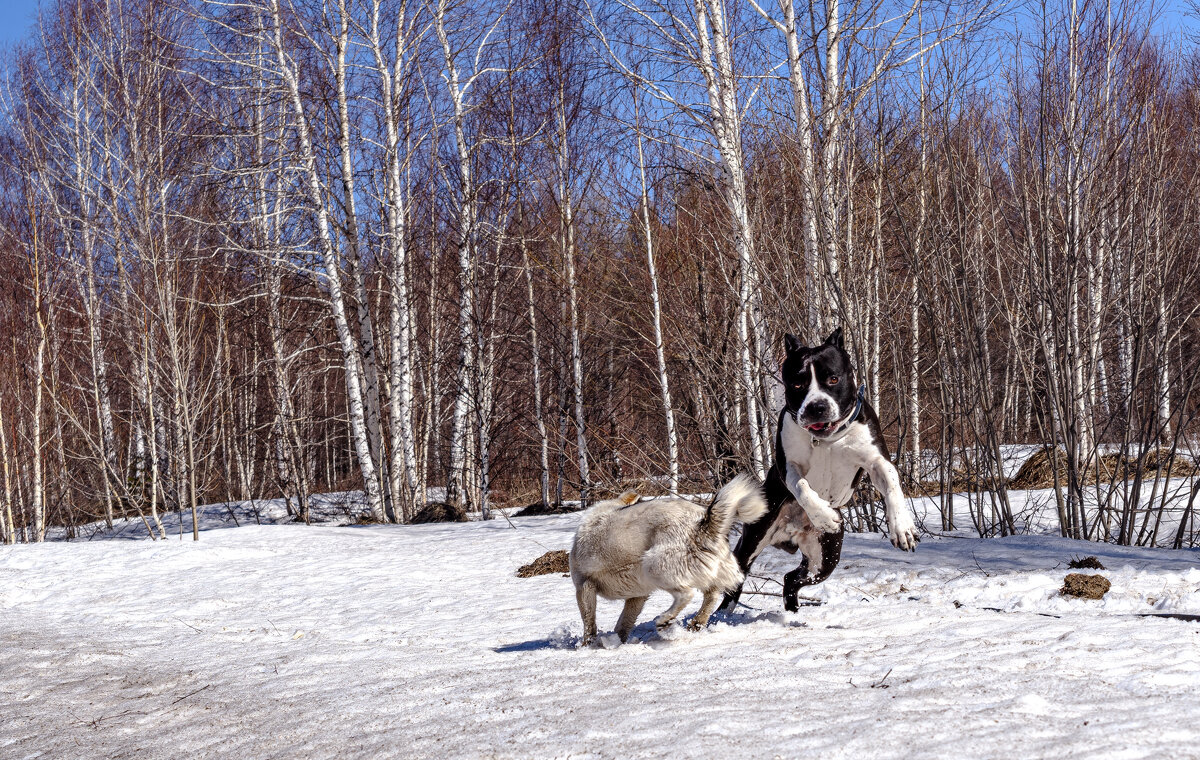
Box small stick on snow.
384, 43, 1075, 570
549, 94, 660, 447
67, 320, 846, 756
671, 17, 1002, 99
169, 684, 212, 706
174, 617, 203, 633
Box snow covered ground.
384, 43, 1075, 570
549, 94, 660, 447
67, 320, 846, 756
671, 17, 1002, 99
4, 498, 1200, 759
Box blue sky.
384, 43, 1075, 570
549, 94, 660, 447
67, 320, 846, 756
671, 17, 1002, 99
0, 0, 1192, 52
0, 0, 40, 48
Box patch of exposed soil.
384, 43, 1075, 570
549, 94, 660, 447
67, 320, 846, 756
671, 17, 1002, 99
517, 550, 570, 578
1061, 573, 1111, 600
411, 502, 468, 524
1068, 556, 1105, 570
513, 502, 582, 517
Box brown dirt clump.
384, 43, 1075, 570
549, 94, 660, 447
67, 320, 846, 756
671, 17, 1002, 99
1061, 573, 1111, 600
1068, 556, 1105, 570
512, 502, 582, 517
517, 550, 570, 578
411, 502, 468, 524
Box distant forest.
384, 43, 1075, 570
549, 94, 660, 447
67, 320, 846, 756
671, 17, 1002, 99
0, 0, 1197, 545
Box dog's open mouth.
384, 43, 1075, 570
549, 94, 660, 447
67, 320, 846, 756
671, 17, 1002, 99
806, 421, 834, 434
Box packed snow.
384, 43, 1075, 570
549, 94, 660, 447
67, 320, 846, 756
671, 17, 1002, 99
4, 488, 1200, 759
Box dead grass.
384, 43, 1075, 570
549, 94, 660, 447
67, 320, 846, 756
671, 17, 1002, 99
411, 502, 468, 524
512, 502, 582, 517
516, 550, 570, 578
1007, 447, 1197, 491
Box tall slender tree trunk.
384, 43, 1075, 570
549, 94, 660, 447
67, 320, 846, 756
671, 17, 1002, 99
270, 0, 385, 521
520, 230, 552, 508
777, 0, 821, 336
693, 0, 767, 475
370, 2, 420, 519
334, 2, 390, 518
557, 129, 591, 504
0, 404, 14, 544
32, 325, 47, 542
437, 0, 481, 510
634, 104, 680, 494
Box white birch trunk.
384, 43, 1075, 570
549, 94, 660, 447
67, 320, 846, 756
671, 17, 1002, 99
333, 1, 390, 518
67, 81, 119, 530
436, 0, 481, 509
370, 0, 420, 518
819, 0, 842, 329
693, 0, 766, 476
909, 26, 927, 467
32, 324, 47, 542
1155, 285, 1172, 440
520, 230, 552, 508
554, 98, 592, 502
778, 0, 822, 335
270, 0, 385, 521
634, 106, 680, 495
0, 403, 14, 544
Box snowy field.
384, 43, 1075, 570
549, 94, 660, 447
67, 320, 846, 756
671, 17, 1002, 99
4, 496, 1200, 760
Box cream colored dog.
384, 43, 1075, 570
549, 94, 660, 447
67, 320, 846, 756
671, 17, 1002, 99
569, 475, 767, 645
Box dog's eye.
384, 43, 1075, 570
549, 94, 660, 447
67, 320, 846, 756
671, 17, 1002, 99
791, 383, 803, 389
827, 376, 839, 385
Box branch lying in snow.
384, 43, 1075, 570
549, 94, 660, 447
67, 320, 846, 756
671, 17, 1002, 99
169, 684, 212, 706
83, 684, 213, 729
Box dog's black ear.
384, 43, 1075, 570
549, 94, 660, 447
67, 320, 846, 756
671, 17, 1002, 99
824, 327, 844, 349
784, 333, 804, 354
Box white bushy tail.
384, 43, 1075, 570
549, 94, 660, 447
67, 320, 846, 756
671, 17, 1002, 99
697, 474, 766, 544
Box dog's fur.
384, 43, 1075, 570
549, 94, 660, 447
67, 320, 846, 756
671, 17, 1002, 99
720, 328, 918, 614
570, 474, 767, 645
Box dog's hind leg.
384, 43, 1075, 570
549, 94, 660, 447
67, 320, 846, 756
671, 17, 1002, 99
782, 526, 844, 612
720, 473, 790, 613
654, 589, 694, 631
687, 590, 721, 631
576, 580, 599, 645
615, 596, 648, 643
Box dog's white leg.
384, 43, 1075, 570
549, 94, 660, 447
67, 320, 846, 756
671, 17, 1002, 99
687, 591, 721, 631
655, 589, 694, 631
786, 461, 841, 533
866, 455, 919, 551
576, 579, 599, 645
615, 596, 648, 642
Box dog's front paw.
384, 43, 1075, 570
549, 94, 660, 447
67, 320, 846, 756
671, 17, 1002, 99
888, 518, 919, 552
807, 503, 843, 534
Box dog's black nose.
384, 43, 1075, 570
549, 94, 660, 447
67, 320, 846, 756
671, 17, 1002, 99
806, 399, 829, 417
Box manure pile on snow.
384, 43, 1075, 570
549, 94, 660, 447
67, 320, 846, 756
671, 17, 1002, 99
517, 549, 570, 577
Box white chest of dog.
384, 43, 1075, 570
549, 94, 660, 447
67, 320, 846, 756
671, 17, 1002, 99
779, 412, 875, 506
763, 414, 915, 553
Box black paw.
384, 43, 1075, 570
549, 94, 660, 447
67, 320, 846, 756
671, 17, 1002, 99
718, 590, 741, 613
783, 593, 800, 613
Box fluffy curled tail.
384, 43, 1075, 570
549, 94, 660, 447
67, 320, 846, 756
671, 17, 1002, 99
697, 474, 767, 545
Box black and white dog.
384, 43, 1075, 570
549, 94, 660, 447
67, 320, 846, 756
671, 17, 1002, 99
721, 327, 918, 613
